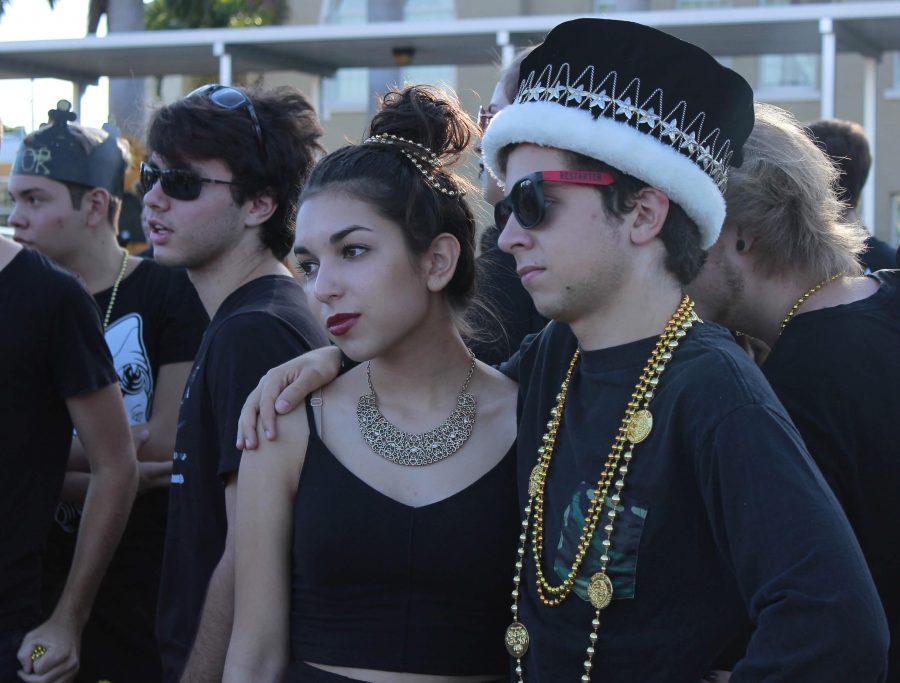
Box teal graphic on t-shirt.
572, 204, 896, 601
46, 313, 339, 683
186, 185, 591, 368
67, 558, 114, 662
553, 482, 647, 602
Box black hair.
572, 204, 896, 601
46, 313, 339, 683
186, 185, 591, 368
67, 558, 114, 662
62, 180, 123, 227
301, 84, 481, 326
805, 118, 871, 211
147, 84, 323, 259
565, 151, 707, 285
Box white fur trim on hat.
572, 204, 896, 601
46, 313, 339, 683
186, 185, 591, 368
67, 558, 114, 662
482, 100, 725, 249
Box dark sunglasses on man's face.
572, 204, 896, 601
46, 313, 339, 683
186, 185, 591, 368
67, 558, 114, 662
493, 170, 616, 230
140, 161, 240, 201
187, 83, 267, 161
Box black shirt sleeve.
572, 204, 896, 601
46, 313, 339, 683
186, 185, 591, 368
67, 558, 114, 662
205, 312, 317, 478
497, 327, 549, 383
694, 402, 889, 681
52, 269, 118, 398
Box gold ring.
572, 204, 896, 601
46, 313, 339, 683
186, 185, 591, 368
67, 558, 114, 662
30, 645, 47, 662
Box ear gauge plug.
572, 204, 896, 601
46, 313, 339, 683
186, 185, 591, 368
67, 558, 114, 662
736, 239, 746, 252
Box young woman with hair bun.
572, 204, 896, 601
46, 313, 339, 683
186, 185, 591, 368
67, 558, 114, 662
223, 85, 517, 683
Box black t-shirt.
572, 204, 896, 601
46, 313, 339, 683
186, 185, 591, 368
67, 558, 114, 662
508, 319, 887, 682
40, 258, 208, 682
763, 269, 900, 681
157, 275, 327, 683
0, 247, 117, 633
861, 234, 898, 273
96, 258, 208, 426
53, 260, 208, 531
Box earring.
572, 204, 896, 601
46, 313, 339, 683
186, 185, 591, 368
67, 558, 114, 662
736, 239, 746, 252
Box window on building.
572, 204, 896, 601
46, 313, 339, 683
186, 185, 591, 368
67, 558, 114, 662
405, 0, 453, 22
759, 53, 818, 89
400, 0, 455, 90
321, 0, 456, 116
675, 0, 732, 9
591, 0, 617, 12
893, 52, 900, 90
321, 0, 368, 113
756, 0, 818, 95
322, 0, 366, 24
892, 193, 900, 246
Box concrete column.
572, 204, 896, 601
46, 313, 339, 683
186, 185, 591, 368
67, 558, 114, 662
819, 18, 835, 119
862, 56, 877, 234
497, 31, 513, 67
72, 82, 85, 114
214, 42, 233, 86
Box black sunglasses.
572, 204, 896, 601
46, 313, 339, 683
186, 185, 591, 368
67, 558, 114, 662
140, 161, 240, 201
187, 84, 267, 161
494, 170, 616, 230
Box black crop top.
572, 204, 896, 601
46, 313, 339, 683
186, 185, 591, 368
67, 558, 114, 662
289, 400, 519, 675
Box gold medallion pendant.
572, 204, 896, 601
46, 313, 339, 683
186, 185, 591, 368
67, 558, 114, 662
505, 622, 530, 657
625, 409, 653, 444
528, 464, 543, 498
587, 572, 614, 610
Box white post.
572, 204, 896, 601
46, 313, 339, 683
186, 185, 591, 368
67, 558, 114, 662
214, 42, 233, 86
72, 82, 85, 115
861, 57, 877, 234
819, 18, 835, 119
497, 31, 513, 67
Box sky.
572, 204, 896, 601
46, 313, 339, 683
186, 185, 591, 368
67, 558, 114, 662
0, 0, 110, 133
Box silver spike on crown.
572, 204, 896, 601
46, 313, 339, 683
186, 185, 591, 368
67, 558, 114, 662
516, 63, 734, 192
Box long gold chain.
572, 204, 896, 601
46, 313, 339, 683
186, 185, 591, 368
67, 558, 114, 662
103, 248, 130, 330
505, 296, 699, 682
780, 272, 843, 333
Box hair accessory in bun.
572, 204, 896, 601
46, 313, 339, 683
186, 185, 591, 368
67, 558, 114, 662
363, 132, 465, 197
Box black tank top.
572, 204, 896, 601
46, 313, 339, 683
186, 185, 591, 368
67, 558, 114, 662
289, 400, 518, 675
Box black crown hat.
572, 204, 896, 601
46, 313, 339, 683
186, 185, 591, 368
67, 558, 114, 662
12, 100, 127, 196
482, 19, 755, 248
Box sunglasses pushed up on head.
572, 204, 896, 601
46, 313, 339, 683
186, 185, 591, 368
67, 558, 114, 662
187, 84, 267, 161
493, 170, 616, 230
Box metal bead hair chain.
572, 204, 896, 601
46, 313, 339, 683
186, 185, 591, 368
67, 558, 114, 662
362, 132, 465, 196
505, 296, 699, 682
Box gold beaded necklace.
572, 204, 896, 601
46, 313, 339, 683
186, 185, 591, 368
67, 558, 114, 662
780, 272, 843, 333
103, 249, 130, 330
505, 296, 699, 682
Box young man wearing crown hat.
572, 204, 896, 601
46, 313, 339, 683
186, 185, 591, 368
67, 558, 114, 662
478, 18, 887, 681
0, 110, 139, 683
232, 19, 888, 682
8, 100, 209, 683
142, 84, 328, 683
687, 102, 900, 681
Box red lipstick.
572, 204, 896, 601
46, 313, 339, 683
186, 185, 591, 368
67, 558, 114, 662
326, 313, 360, 337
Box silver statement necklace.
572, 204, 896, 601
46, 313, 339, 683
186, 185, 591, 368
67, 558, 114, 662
357, 349, 477, 466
